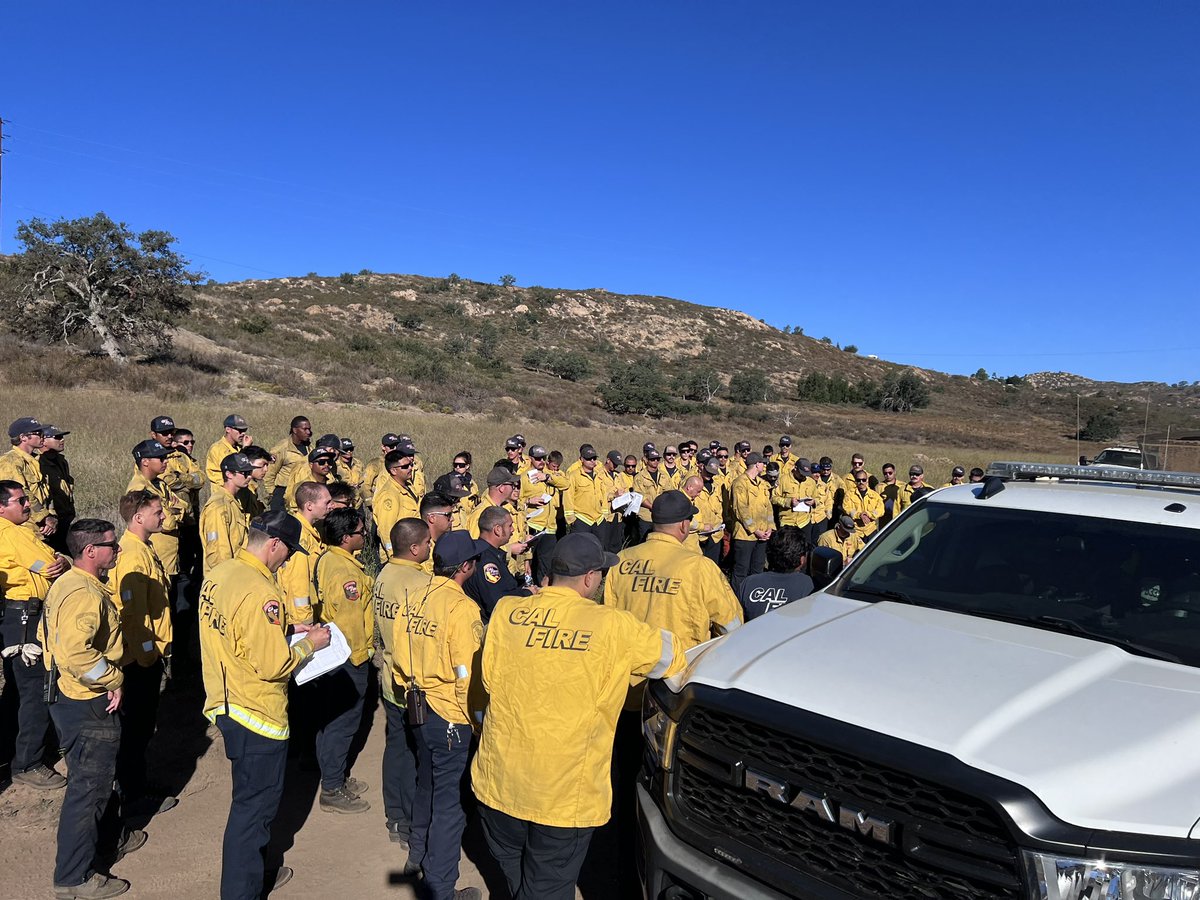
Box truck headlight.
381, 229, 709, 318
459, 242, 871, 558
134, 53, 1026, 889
642, 685, 678, 771
1025, 851, 1200, 900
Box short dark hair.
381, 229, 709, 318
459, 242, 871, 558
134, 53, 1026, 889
295, 481, 330, 509
290, 416, 310, 430
548, 450, 563, 465
419, 492, 452, 517
320, 507, 363, 546
766, 526, 809, 573
385, 448, 413, 469
882, 462, 895, 471
175, 428, 194, 439
0, 479, 23, 506
478, 505, 511, 533
455, 450, 472, 466
390, 517, 429, 554
327, 481, 357, 506
242, 444, 272, 464
493, 458, 516, 474
67, 518, 115, 559
119, 490, 160, 524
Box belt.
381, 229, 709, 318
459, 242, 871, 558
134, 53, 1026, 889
4, 598, 43, 612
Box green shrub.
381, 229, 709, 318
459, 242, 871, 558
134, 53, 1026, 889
864, 371, 930, 413
338, 272, 355, 285
599, 360, 674, 417
728, 372, 769, 405
238, 315, 271, 334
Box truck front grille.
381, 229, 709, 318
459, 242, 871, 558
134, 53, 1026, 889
670, 705, 1024, 900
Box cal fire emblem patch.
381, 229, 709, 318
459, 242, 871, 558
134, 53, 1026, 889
483, 563, 502, 584
263, 600, 282, 625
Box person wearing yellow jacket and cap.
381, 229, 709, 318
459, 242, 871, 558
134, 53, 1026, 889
842, 470, 886, 539
730, 453, 774, 592
201, 453, 255, 573
0, 416, 57, 538
633, 445, 672, 542
362, 433, 402, 513
199, 511, 331, 900
126, 440, 189, 579
111, 490, 176, 815
1, 478, 70, 791
40, 518, 132, 900
692, 459, 728, 564
284, 447, 335, 516
818, 514, 866, 563
472, 532, 686, 900
204, 414, 253, 489
563, 444, 609, 540
519, 445, 568, 586
312, 508, 375, 816
391, 530, 486, 900
603, 489, 742, 895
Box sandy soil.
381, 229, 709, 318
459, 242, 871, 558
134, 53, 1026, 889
1, 675, 622, 900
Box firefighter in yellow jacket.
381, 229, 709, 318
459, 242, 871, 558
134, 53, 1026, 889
199, 511, 330, 900
730, 452, 774, 592
284, 447, 335, 515
563, 444, 611, 539
40, 518, 130, 899
112, 490, 176, 813
312, 508, 375, 815
842, 470, 886, 539
818, 514, 866, 563
263, 416, 312, 510
204, 414, 253, 489
201, 453, 255, 572
391, 530, 486, 900
374, 447, 422, 558
127, 440, 189, 578
1, 478, 70, 790
693, 459, 727, 564
275, 482, 330, 626
471, 532, 686, 899
0, 416, 57, 537
633, 444, 672, 542
520, 445, 568, 585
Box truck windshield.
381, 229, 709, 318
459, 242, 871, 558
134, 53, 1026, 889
836, 501, 1200, 667
1091, 449, 1145, 467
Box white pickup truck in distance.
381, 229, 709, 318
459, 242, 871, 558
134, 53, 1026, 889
638, 462, 1200, 900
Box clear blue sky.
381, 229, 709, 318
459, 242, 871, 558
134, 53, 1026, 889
3, 3, 1197, 383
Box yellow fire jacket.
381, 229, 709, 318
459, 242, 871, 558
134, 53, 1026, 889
520, 468, 568, 533
633, 468, 673, 524
374, 476, 421, 557
263, 439, 308, 497
162, 450, 204, 520
362, 456, 386, 508
275, 516, 324, 625
563, 468, 610, 526
604, 531, 742, 682
818, 527, 866, 562
372, 557, 436, 706
204, 436, 241, 489
284, 464, 332, 516
127, 470, 188, 577
0, 447, 54, 530
731, 473, 773, 541
200, 550, 316, 739
390, 576, 483, 726
471, 585, 687, 828
693, 481, 726, 539
201, 488, 249, 573
336, 457, 365, 504
842, 487, 886, 538
40, 568, 124, 701
0, 516, 58, 600
812, 475, 839, 523
315, 546, 374, 666
775, 469, 820, 528
112, 531, 173, 667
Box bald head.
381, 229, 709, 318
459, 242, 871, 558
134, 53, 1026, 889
682, 475, 703, 499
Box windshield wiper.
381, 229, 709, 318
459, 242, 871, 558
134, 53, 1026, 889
844, 585, 920, 606
969, 611, 1182, 664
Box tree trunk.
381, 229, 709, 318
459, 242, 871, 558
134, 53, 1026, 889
86, 304, 127, 364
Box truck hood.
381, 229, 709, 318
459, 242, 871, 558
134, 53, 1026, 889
685, 595, 1200, 838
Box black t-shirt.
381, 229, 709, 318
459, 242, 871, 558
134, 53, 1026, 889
737, 571, 815, 621
464, 544, 530, 622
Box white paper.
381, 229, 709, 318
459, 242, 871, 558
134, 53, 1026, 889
611, 492, 634, 510
623, 491, 644, 518
289, 622, 351, 685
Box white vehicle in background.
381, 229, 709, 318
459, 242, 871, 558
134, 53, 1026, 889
1084, 445, 1157, 469
639, 462, 1200, 900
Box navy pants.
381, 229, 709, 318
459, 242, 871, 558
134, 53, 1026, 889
117, 659, 162, 802
479, 803, 595, 900
49, 695, 120, 888
1, 606, 53, 772
315, 659, 368, 792
382, 698, 418, 836
731, 539, 767, 594
529, 529, 557, 587
410, 709, 472, 900
216, 716, 288, 900
699, 538, 721, 564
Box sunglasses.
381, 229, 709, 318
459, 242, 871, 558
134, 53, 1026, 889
717, 454, 728, 460
392, 463, 413, 471
453, 462, 469, 468
665, 452, 677, 457
233, 427, 248, 434
90, 540, 121, 551
6, 496, 30, 506
179, 439, 195, 446
855, 478, 869, 484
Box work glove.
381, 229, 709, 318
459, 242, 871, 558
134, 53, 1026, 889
20, 643, 43, 666
1, 644, 22, 659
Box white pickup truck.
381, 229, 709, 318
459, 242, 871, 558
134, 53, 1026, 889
638, 462, 1200, 900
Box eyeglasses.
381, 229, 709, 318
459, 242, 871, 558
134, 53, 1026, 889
179, 439, 195, 446
624, 463, 637, 469
453, 462, 468, 468
232, 427, 248, 434
392, 463, 413, 471
5, 496, 30, 506
717, 454, 728, 460
855, 478, 869, 484
820, 465, 833, 470
427, 511, 452, 519
89, 540, 121, 551
350, 528, 366, 536
314, 460, 332, 467
155, 430, 176, 437
665, 452, 677, 457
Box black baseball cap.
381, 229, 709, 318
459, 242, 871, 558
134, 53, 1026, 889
606, 450, 623, 465
250, 511, 308, 555
340, 438, 355, 452
8, 417, 42, 438
223, 414, 249, 430
651, 490, 698, 525
315, 433, 340, 451
43, 424, 70, 439
221, 452, 256, 474
735, 440, 752, 453
435, 530, 489, 568
529, 445, 548, 459
150, 416, 175, 433
132, 439, 171, 462
505, 437, 522, 450
486, 466, 519, 487
952, 466, 965, 477
432, 474, 470, 499
779, 435, 792, 446
796, 457, 813, 475
745, 452, 765, 466
309, 448, 336, 463
381, 433, 401, 448
550, 532, 618, 576
580, 444, 598, 460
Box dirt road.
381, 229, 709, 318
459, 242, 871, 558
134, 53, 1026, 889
1, 677, 622, 899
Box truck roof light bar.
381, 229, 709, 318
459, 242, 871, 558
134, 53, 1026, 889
986, 462, 1200, 490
